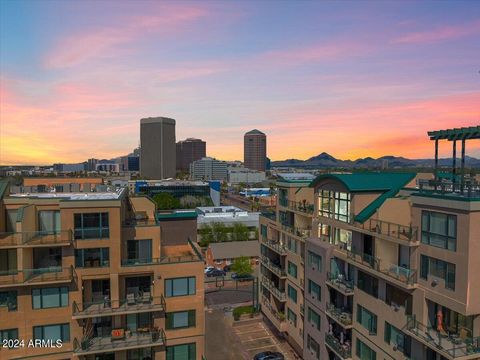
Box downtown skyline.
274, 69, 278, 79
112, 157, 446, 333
1, 0, 480, 166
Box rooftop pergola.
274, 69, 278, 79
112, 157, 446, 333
427, 126, 480, 192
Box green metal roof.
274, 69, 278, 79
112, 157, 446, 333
428, 126, 480, 141
310, 173, 416, 192
310, 172, 416, 224
156, 210, 198, 220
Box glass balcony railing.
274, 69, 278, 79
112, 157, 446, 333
326, 303, 353, 327
325, 333, 352, 359
346, 249, 379, 270
0, 230, 73, 247
260, 211, 277, 221
380, 263, 417, 286
406, 316, 480, 358
261, 236, 287, 255
280, 224, 312, 238
72, 295, 166, 318
73, 328, 166, 355
280, 200, 314, 215
261, 255, 286, 278
0, 266, 76, 287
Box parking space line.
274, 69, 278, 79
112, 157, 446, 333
241, 336, 273, 343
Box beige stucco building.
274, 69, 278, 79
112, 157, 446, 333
0, 182, 205, 360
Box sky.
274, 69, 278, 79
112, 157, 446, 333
0, 0, 479, 166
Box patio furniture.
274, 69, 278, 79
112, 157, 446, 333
126, 293, 136, 305
142, 291, 151, 304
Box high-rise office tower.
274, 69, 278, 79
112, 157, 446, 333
244, 129, 266, 172
176, 138, 206, 172
140, 117, 176, 179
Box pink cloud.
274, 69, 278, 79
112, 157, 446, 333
45, 5, 209, 68
392, 20, 480, 44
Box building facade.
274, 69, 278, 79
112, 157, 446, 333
189, 158, 227, 181
244, 129, 267, 172
140, 117, 176, 180
258, 174, 315, 356
176, 139, 206, 173
0, 182, 205, 360
227, 167, 266, 185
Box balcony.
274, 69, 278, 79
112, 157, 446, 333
260, 211, 277, 222
0, 230, 73, 248
406, 316, 480, 359
325, 333, 352, 359
326, 303, 353, 328
326, 272, 354, 296
280, 199, 314, 215
261, 236, 287, 255
72, 295, 166, 319
345, 249, 416, 288
354, 218, 418, 244
417, 179, 480, 200
0, 266, 76, 288
261, 255, 287, 278
261, 277, 286, 302
280, 224, 312, 239
261, 295, 287, 332
73, 328, 166, 356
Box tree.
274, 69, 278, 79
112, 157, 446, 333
231, 256, 253, 276
231, 223, 249, 241
152, 193, 180, 210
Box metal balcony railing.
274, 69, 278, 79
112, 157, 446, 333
355, 218, 418, 243
0, 266, 76, 287
326, 303, 353, 327
325, 333, 352, 359
281, 200, 314, 215
261, 278, 286, 301
72, 295, 166, 318
326, 272, 354, 295
261, 255, 286, 278
406, 316, 480, 358
0, 230, 73, 247
280, 224, 312, 238
261, 236, 287, 255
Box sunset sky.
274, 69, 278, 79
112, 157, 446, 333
1, 0, 479, 165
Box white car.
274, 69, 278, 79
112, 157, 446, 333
204, 266, 215, 274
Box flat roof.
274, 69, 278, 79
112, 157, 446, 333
209, 240, 260, 259
157, 210, 198, 220
9, 187, 125, 200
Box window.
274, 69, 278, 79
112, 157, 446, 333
33, 323, 70, 342
422, 211, 457, 251
38, 211, 61, 234
165, 277, 196, 297
308, 279, 321, 301
32, 287, 68, 309
357, 271, 378, 298
318, 190, 351, 223
287, 237, 297, 253
287, 308, 297, 327
74, 213, 109, 239
356, 339, 376, 360
287, 285, 297, 303
166, 310, 196, 329
166, 343, 196, 360
307, 251, 322, 271
357, 305, 377, 334
308, 307, 321, 330
261, 224, 267, 238
128, 348, 152, 360
6, 210, 17, 233
0, 291, 17, 311
287, 261, 297, 278
385, 322, 411, 356
127, 239, 152, 262
307, 335, 320, 359
420, 255, 456, 290
0, 328, 18, 341
75, 248, 109, 268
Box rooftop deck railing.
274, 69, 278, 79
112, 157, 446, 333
325, 333, 352, 359
0, 230, 73, 247
418, 179, 480, 198
282, 200, 314, 215
260, 211, 277, 221
406, 316, 480, 358
0, 266, 75, 287
355, 219, 418, 243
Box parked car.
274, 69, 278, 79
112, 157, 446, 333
204, 266, 215, 274
231, 272, 252, 281
223, 265, 231, 272
206, 269, 226, 277
253, 351, 284, 360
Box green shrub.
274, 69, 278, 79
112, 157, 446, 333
233, 305, 255, 321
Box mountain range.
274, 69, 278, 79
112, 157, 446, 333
271, 152, 480, 169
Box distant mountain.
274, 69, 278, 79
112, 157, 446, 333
271, 152, 480, 169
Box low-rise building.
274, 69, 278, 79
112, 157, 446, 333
228, 167, 266, 185
190, 157, 227, 181
205, 240, 260, 269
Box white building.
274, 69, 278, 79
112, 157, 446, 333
228, 167, 266, 184
190, 157, 227, 181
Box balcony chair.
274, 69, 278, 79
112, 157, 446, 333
142, 291, 151, 304
126, 293, 136, 305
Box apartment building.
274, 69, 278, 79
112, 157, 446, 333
0, 182, 205, 360
259, 173, 316, 356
